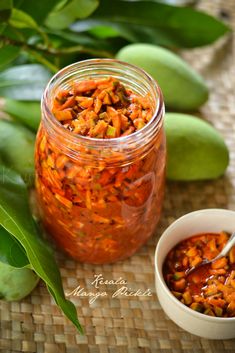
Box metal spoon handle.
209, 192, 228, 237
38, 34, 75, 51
214, 232, 235, 260
186, 232, 235, 276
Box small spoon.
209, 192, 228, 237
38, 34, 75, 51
186, 231, 235, 276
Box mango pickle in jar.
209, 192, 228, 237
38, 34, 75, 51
35, 59, 166, 264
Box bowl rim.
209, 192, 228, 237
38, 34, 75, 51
155, 208, 235, 323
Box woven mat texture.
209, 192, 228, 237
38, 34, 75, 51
1, 1, 235, 352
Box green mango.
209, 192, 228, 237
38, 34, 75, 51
165, 113, 229, 180
116, 43, 209, 110
0, 120, 35, 186
0, 262, 39, 301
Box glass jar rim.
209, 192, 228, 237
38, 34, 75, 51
41, 58, 164, 150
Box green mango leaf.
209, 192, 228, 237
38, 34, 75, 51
70, 19, 122, 38
0, 64, 52, 101
83, 0, 230, 48
46, 0, 99, 29
72, 19, 177, 47
46, 28, 123, 53
0, 225, 29, 267
0, 165, 83, 333
13, 0, 61, 24
0, 120, 35, 186
3, 99, 40, 131
0, 0, 12, 22
9, 8, 39, 29
71, 19, 146, 43
0, 45, 20, 70
47, 28, 108, 48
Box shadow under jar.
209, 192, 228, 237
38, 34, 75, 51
35, 59, 166, 264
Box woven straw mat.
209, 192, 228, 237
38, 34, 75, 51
0, 1, 235, 352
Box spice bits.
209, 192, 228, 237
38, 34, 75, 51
163, 232, 235, 317
52, 77, 152, 138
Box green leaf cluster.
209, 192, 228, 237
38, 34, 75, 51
0, 0, 230, 73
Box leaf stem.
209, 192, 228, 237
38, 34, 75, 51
37, 28, 50, 48
26, 48, 58, 73
0, 35, 114, 59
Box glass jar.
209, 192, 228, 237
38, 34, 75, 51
35, 59, 166, 264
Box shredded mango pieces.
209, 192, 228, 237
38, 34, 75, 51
164, 232, 235, 318
35, 75, 165, 264
52, 77, 152, 138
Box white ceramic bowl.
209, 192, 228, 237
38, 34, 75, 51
155, 209, 235, 340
